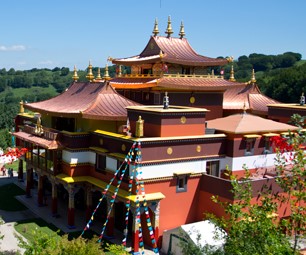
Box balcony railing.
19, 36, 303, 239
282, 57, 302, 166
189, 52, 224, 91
117, 73, 224, 79
23, 125, 59, 140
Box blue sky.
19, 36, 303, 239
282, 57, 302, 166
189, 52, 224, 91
1, 0, 305, 70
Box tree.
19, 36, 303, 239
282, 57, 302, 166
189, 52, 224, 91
271, 114, 306, 253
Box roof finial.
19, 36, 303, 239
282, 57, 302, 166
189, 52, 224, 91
165, 16, 173, 38
86, 61, 94, 82
95, 67, 103, 82
179, 21, 185, 39
103, 63, 111, 80
251, 68, 256, 84
152, 18, 159, 36
300, 92, 305, 106
72, 65, 79, 82
229, 64, 236, 81
243, 102, 247, 114
19, 100, 24, 114
163, 91, 169, 109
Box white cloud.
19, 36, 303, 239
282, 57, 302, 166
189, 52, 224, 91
0, 45, 26, 51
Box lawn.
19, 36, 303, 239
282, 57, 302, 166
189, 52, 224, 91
0, 183, 27, 211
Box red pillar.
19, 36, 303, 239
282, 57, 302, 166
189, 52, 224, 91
25, 169, 31, 197
18, 159, 23, 181
67, 186, 75, 228
37, 175, 44, 206
51, 181, 58, 215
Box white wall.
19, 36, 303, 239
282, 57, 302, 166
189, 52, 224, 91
62, 150, 95, 164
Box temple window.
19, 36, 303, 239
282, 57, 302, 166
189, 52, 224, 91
182, 67, 191, 75
175, 174, 188, 193
96, 154, 106, 173
206, 161, 220, 177
245, 139, 255, 156
264, 138, 272, 154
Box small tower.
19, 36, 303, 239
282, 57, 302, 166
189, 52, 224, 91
229, 65, 236, 82
86, 61, 94, 82
72, 65, 79, 82
103, 64, 111, 80
250, 69, 256, 84
19, 100, 24, 114
178, 21, 185, 39
95, 68, 103, 82
152, 18, 159, 36
165, 16, 173, 38
163, 91, 169, 109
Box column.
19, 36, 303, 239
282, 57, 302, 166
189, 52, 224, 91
51, 179, 58, 216
37, 173, 44, 206
106, 198, 115, 237
85, 186, 92, 222
151, 201, 161, 248
25, 168, 32, 197
18, 159, 24, 181
67, 185, 76, 228
131, 207, 140, 253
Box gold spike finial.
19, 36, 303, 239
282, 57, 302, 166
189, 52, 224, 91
229, 65, 236, 82
95, 67, 103, 82
152, 18, 159, 36
159, 49, 164, 59
179, 21, 185, 39
86, 61, 94, 82
19, 100, 24, 114
72, 65, 79, 82
118, 65, 122, 77
165, 16, 173, 38
251, 68, 256, 83
103, 63, 111, 80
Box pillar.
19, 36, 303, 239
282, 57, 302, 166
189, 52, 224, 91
85, 187, 92, 222
18, 159, 24, 181
25, 168, 32, 197
67, 185, 75, 228
51, 179, 58, 216
151, 201, 161, 248
106, 198, 115, 237
131, 207, 140, 253
37, 173, 44, 206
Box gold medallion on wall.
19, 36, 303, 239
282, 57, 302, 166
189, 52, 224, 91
180, 116, 186, 124
196, 145, 201, 153
121, 144, 126, 152
190, 96, 195, 104
167, 147, 173, 155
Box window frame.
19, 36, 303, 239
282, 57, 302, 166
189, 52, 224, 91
206, 160, 220, 177
176, 175, 188, 193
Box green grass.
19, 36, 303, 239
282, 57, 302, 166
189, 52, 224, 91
14, 218, 116, 254
0, 183, 27, 211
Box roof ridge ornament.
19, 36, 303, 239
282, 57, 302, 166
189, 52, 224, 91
179, 21, 185, 39
251, 68, 256, 84
165, 16, 173, 38
152, 18, 159, 36
86, 61, 94, 82
229, 64, 236, 81
72, 65, 79, 82
95, 67, 103, 82
103, 63, 111, 80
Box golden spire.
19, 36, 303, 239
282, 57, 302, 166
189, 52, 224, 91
95, 67, 103, 82
86, 61, 94, 82
152, 18, 159, 36
250, 68, 256, 83
103, 63, 111, 80
165, 16, 173, 38
118, 65, 122, 77
72, 65, 79, 82
159, 49, 164, 59
229, 65, 236, 81
19, 100, 24, 114
179, 21, 185, 39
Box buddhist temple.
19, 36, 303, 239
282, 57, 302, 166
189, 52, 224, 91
12, 18, 299, 254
